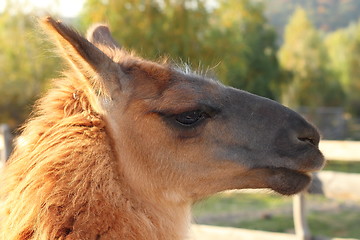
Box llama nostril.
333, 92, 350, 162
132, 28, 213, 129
297, 125, 320, 147
292, 117, 320, 147
298, 137, 317, 146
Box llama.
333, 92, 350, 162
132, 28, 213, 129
0, 17, 324, 240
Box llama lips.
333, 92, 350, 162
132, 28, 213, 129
246, 167, 313, 195
266, 167, 312, 195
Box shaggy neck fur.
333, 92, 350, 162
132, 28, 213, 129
0, 75, 191, 240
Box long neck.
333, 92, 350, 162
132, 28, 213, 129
0, 79, 192, 240
1, 118, 191, 240
103, 118, 192, 240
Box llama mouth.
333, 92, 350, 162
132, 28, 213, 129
264, 147, 324, 195
242, 167, 313, 195
273, 145, 325, 174
264, 167, 312, 195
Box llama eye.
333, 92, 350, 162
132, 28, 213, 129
174, 110, 208, 126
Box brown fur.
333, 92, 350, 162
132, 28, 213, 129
0, 17, 324, 240
0, 73, 190, 239
0, 20, 188, 239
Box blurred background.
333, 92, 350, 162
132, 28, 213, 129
1, 0, 360, 140
1, 0, 360, 239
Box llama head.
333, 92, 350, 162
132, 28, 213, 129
42, 17, 324, 204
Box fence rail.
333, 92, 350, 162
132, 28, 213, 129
310, 171, 360, 201
319, 140, 360, 162
191, 225, 298, 240
190, 225, 359, 240
0, 124, 12, 167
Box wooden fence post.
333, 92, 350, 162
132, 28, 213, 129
293, 193, 311, 240
0, 124, 13, 164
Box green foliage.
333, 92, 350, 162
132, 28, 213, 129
210, 0, 281, 99
0, 4, 60, 128
278, 7, 345, 108
81, 0, 281, 100
2, 0, 360, 127
325, 21, 360, 117
262, 0, 360, 41
81, 0, 211, 63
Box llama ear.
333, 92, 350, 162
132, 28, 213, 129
86, 24, 121, 51
41, 17, 125, 100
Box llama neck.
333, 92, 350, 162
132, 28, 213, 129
118, 191, 192, 240
0, 104, 191, 240
1, 122, 191, 240
109, 145, 192, 239
104, 117, 193, 240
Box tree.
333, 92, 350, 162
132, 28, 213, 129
278, 7, 344, 108
81, 0, 210, 64
326, 21, 360, 116
210, 0, 281, 99
0, 1, 60, 128
81, 0, 281, 99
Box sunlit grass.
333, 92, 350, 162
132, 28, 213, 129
193, 192, 292, 216
193, 191, 360, 239
324, 160, 360, 173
